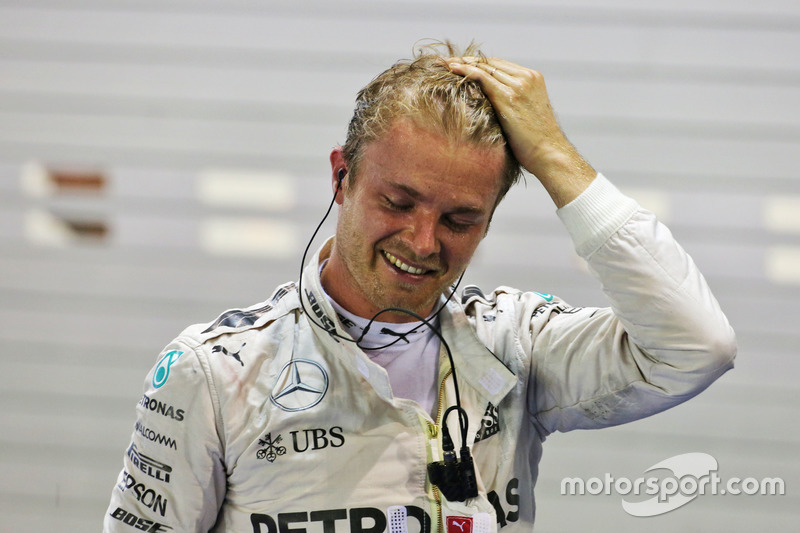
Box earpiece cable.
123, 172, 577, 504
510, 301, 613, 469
297, 179, 469, 445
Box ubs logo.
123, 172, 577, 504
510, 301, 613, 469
291, 426, 345, 452
255, 433, 287, 463
255, 427, 345, 463
270, 359, 329, 412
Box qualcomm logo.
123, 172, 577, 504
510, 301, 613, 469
270, 359, 329, 412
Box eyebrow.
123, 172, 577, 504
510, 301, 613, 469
390, 182, 424, 200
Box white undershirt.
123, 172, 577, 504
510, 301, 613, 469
321, 278, 441, 416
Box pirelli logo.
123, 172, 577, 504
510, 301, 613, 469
127, 443, 172, 483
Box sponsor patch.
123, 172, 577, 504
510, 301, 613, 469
135, 421, 177, 450
109, 507, 171, 532
127, 443, 172, 483
446, 516, 472, 533
212, 342, 246, 366
118, 470, 169, 517
139, 395, 184, 421
255, 433, 287, 463
474, 403, 499, 443
152, 350, 182, 389
270, 359, 329, 412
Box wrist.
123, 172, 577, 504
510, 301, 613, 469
530, 143, 596, 208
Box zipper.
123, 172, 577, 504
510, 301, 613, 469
428, 367, 452, 533
436, 369, 451, 423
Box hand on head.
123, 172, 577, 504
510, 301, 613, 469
447, 56, 596, 207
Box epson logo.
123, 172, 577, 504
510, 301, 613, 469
110, 507, 172, 532
135, 421, 178, 451
127, 443, 172, 483
118, 470, 169, 517
139, 395, 185, 421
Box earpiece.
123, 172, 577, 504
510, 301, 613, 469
337, 168, 346, 189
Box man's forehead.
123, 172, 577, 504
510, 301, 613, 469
353, 119, 506, 209
368, 117, 507, 172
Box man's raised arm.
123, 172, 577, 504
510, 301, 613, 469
448, 57, 596, 207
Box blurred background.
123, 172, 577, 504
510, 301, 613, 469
0, 0, 797, 531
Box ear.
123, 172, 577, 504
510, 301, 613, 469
329, 147, 347, 205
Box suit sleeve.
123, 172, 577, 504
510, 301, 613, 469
529, 174, 737, 435
103, 340, 226, 532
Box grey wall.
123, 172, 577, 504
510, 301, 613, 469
0, 1, 797, 531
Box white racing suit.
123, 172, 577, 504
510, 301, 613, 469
104, 175, 736, 533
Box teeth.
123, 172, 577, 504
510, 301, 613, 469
384, 251, 426, 275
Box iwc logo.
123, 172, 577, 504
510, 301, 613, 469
270, 359, 329, 412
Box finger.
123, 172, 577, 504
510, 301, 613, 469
450, 59, 529, 92
453, 56, 528, 77
450, 61, 519, 95
485, 57, 530, 75
473, 61, 515, 84
447, 61, 504, 89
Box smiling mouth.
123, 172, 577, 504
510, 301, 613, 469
383, 251, 431, 275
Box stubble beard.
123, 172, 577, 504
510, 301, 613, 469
368, 256, 464, 321
343, 245, 456, 320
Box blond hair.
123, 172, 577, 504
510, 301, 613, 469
342, 41, 522, 205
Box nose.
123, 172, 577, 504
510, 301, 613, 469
405, 212, 440, 259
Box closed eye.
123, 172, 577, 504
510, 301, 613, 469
445, 215, 480, 233
384, 196, 413, 212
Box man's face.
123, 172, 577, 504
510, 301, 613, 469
322, 118, 506, 322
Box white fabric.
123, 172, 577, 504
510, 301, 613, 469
327, 296, 441, 416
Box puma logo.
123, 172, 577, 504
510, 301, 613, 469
446, 517, 472, 533
451, 520, 467, 532
212, 342, 246, 366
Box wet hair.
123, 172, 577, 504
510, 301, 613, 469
342, 40, 522, 206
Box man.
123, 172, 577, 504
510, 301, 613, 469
105, 44, 736, 533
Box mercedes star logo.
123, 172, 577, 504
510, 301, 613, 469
270, 359, 329, 412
